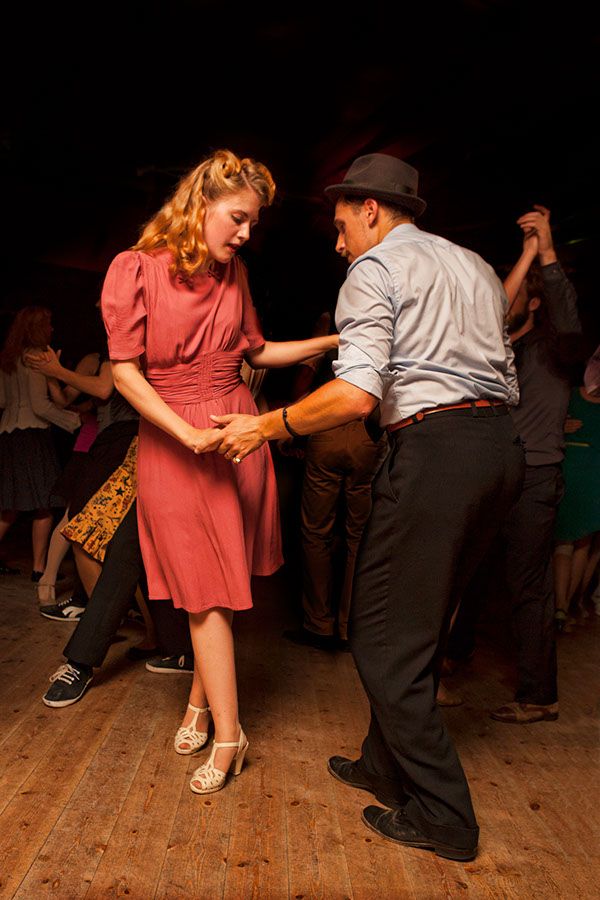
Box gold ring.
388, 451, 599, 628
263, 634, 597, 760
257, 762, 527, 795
233, 456, 242, 464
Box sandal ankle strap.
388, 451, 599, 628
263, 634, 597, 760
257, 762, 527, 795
187, 703, 210, 713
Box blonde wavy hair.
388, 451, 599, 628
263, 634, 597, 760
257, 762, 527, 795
132, 149, 276, 278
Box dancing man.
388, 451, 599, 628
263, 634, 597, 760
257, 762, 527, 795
210, 153, 525, 861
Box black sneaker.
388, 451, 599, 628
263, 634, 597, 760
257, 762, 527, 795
145, 654, 194, 674
43, 663, 93, 707
40, 597, 86, 622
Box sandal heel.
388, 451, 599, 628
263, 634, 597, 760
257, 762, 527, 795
232, 741, 248, 775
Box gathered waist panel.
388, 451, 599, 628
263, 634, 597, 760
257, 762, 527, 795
147, 351, 244, 403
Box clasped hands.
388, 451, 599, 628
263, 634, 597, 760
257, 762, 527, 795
184, 413, 268, 463
517, 204, 553, 258
23, 345, 63, 376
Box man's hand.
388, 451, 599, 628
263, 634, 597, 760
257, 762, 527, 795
182, 425, 225, 455
564, 417, 583, 434
209, 413, 268, 462
24, 346, 63, 378
516, 205, 556, 265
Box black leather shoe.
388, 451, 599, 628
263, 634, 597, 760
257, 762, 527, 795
282, 627, 337, 651
328, 756, 403, 809
362, 805, 477, 861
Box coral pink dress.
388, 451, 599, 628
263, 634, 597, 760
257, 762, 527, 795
101, 249, 283, 612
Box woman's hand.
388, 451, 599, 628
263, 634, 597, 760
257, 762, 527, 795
24, 346, 63, 378
182, 425, 225, 455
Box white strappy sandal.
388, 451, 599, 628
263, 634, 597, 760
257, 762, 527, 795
174, 703, 210, 755
189, 727, 248, 794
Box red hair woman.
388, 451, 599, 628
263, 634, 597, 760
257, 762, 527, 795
102, 149, 338, 795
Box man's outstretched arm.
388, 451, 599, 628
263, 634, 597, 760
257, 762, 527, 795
211, 378, 378, 462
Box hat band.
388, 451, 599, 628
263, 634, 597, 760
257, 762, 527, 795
345, 180, 417, 197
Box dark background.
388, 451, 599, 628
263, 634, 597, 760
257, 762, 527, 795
2, 0, 599, 376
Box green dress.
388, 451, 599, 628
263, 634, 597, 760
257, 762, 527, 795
555, 388, 600, 541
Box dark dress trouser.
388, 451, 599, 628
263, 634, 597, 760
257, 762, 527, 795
349, 406, 525, 852
446, 463, 561, 705
65, 502, 192, 669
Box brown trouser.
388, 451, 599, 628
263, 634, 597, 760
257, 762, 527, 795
301, 420, 387, 640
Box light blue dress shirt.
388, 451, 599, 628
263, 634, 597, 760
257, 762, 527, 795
333, 223, 519, 426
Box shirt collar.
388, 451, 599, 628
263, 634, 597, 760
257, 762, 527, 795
346, 223, 423, 276
381, 223, 422, 244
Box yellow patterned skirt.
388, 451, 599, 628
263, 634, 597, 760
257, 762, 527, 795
62, 437, 137, 562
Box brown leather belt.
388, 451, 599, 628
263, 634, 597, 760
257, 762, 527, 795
387, 399, 506, 434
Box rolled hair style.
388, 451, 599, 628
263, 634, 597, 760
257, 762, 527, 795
0, 306, 52, 373
132, 149, 276, 278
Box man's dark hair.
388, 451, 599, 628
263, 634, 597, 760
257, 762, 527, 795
525, 261, 586, 376
340, 195, 415, 222
525, 264, 546, 306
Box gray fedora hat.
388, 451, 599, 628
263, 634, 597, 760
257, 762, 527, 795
324, 153, 426, 217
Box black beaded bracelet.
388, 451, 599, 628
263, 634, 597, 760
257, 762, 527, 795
282, 407, 302, 439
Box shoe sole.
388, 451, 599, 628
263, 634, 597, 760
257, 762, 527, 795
145, 663, 194, 674
39, 612, 83, 622
361, 811, 476, 861
327, 761, 402, 809
42, 678, 93, 708
490, 712, 558, 724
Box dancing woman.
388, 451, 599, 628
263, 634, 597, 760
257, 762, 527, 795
101, 149, 338, 794
0, 307, 80, 578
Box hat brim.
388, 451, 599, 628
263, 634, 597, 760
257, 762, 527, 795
324, 183, 427, 217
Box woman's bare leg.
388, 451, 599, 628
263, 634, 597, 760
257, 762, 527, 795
579, 532, 600, 600
37, 510, 71, 602
553, 542, 574, 615
31, 509, 53, 573
188, 608, 240, 775
73, 544, 102, 600
567, 537, 592, 611
177, 653, 210, 751
0, 510, 18, 544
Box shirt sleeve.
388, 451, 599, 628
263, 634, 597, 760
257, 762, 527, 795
238, 259, 265, 352
502, 321, 520, 407
496, 276, 520, 407
101, 251, 147, 360
27, 370, 81, 431
333, 257, 395, 400
541, 262, 581, 336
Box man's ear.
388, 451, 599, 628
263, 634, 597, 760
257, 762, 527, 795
529, 296, 542, 312
364, 197, 379, 226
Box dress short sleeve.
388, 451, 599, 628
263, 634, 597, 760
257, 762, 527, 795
101, 251, 146, 360
237, 258, 265, 352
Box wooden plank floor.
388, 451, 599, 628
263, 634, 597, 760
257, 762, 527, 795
0, 559, 598, 899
